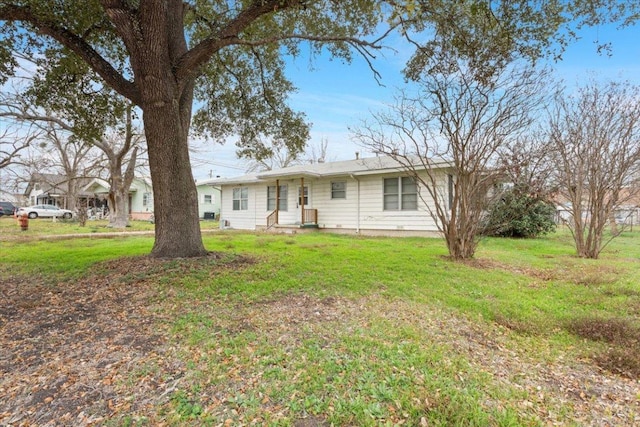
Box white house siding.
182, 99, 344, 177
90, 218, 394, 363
196, 185, 221, 219
218, 167, 449, 234
129, 179, 154, 220
314, 177, 359, 230
219, 183, 260, 230
352, 171, 440, 232
262, 179, 298, 226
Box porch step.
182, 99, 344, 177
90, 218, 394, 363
299, 223, 319, 229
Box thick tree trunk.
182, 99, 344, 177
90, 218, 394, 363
143, 102, 206, 258
108, 183, 130, 228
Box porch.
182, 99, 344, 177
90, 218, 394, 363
265, 177, 318, 230
266, 207, 318, 230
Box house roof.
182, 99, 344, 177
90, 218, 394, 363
24, 173, 97, 197
83, 178, 110, 194
82, 176, 153, 194
200, 155, 452, 186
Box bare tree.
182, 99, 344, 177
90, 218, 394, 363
0, 94, 42, 170
0, 128, 37, 170
353, 62, 550, 259
549, 80, 640, 259
25, 124, 103, 211
92, 106, 145, 228
245, 137, 332, 172
244, 136, 303, 173
305, 137, 330, 164
498, 133, 556, 201
0, 92, 144, 227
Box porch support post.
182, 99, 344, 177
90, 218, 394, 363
275, 179, 279, 225
300, 177, 305, 224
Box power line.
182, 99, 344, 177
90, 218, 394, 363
190, 156, 246, 170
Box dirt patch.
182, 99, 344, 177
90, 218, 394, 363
0, 253, 251, 426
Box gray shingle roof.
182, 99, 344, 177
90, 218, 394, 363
199, 155, 451, 186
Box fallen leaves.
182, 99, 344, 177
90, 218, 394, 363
1, 257, 639, 425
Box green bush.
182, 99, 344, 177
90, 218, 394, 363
483, 186, 556, 238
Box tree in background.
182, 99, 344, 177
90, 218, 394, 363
0, 86, 144, 228
92, 105, 145, 229
549, 80, 640, 259
21, 124, 102, 213
354, 60, 551, 259
245, 137, 330, 173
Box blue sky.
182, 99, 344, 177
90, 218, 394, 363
192, 21, 640, 180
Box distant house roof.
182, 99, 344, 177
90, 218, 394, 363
199, 156, 452, 186
24, 173, 96, 197
82, 176, 153, 194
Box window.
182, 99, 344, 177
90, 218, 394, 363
267, 185, 288, 211
232, 187, 248, 210
204, 194, 212, 204
298, 186, 308, 206
143, 192, 152, 207
331, 181, 346, 199
383, 177, 418, 210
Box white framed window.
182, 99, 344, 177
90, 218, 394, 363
143, 192, 153, 207
232, 187, 248, 211
331, 181, 346, 199
383, 177, 417, 211
204, 194, 212, 204
267, 185, 288, 211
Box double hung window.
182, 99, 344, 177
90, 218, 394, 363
383, 177, 417, 210
233, 187, 248, 210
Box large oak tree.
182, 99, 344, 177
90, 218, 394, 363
1, 0, 636, 258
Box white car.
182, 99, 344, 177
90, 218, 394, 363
18, 204, 74, 219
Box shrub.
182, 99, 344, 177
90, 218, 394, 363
483, 185, 556, 238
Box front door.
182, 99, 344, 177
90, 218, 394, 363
297, 185, 309, 223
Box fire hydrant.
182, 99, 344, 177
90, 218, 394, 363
18, 213, 28, 231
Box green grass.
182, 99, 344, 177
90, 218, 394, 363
2, 224, 640, 425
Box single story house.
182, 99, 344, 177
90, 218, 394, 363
84, 177, 221, 221
208, 155, 453, 236
195, 180, 222, 220
83, 177, 154, 220
24, 173, 96, 209
554, 188, 640, 227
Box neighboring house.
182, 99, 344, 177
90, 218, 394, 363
553, 187, 640, 226
83, 177, 154, 220
208, 156, 453, 235
23, 173, 95, 209
195, 180, 222, 220
83, 177, 222, 221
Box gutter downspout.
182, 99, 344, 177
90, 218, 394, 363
350, 174, 360, 234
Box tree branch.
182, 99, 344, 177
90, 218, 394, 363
0, 3, 141, 104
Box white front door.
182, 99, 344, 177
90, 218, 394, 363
296, 185, 309, 223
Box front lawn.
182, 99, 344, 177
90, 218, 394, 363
1, 228, 638, 425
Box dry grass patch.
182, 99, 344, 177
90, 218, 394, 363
565, 316, 640, 378
566, 317, 640, 345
